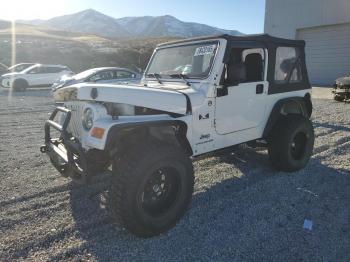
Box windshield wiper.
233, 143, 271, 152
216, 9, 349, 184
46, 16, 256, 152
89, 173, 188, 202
169, 74, 191, 86
146, 73, 162, 84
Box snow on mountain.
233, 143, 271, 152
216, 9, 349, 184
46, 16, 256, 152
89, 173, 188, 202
20, 9, 243, 39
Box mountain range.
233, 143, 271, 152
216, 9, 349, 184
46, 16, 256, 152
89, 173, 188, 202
19, 9, 243, 39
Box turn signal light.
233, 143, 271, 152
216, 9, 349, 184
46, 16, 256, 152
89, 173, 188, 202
91, 127, 105, 139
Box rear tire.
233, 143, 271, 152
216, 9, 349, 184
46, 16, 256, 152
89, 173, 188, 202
108, 143, 194, 238
268, 114, 314, 172
12, 79, 28, 92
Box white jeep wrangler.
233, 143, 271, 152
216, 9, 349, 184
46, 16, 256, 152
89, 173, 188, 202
41, 34, 314, 237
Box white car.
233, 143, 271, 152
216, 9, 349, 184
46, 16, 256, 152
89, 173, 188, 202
42, 34, 314, 237
1, 64, 73, 91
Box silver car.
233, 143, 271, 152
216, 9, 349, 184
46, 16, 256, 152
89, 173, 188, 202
52, 67, 142, 91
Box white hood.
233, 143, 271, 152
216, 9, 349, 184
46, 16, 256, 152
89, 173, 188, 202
54, 83, 203, 115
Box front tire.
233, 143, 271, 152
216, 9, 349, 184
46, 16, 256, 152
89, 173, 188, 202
12, 79, 28, 92
268, 114, 314, 172
108, 143, 194, 237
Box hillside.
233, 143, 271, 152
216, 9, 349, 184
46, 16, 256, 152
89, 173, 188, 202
0, 22, 176, 73
1, 9, 243, 74
0, 20, 109, 43
20, 9, 243, 39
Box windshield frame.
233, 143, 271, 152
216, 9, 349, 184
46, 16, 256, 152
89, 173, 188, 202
145, 40, 220, 81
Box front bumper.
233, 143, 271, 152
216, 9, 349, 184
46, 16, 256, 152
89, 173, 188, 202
40, 106, 90, 182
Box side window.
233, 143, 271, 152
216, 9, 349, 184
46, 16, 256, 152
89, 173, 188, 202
89, 71, 113, 82
224, 48, 265, 86
117, 70, 134, 79
275, 47, 302, 83
37, 67, 51, 74
42, 67, 52, 74
46, 67, 64, 73
28, 67, 41, 74
101, 70, 114, 80
89, 73, 101, 82
242, 48, 265, 82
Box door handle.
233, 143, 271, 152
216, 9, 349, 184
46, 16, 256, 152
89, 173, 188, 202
256, 84, 264, 94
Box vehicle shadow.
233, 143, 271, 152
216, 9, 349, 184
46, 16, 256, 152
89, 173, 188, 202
313, 121, 350, 133
65, 146, 350, 261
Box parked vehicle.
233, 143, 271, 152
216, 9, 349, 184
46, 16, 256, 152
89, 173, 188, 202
0, 63, 36, 84
41, 34, 314, 237
52, 67, 142, 92
333, 74, 350, 101
1, 64, 73, 91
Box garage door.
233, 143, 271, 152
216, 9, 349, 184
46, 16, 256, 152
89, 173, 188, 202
297, 23, 350, 86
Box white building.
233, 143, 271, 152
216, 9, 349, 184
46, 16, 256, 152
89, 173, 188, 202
264, 0, 350, 85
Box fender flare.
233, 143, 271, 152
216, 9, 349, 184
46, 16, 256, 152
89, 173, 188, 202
105, 119, 193, 155
263, 95, 312, 138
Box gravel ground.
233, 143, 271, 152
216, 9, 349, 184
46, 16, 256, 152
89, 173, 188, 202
0, 88, 349, 261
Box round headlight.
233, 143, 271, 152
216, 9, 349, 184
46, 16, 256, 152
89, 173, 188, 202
82, 108, 94, 131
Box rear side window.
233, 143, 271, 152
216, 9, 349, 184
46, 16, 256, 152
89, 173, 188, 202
47, 67, 67, 73
275, 47, 302, 83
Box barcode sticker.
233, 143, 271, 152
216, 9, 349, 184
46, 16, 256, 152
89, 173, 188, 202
194, 45, 216, 56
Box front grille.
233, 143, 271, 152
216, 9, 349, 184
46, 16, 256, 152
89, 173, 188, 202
65, 102, 85, 139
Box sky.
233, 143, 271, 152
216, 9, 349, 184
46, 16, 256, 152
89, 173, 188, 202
1, 0, 266, 34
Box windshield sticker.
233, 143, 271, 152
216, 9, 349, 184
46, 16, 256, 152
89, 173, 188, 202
194, 45, 216, 56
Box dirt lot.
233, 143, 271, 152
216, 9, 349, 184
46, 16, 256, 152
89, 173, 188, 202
0, 87, 349, 261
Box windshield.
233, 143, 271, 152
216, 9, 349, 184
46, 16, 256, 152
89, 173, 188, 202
146, 41, 218, 79
22, 65, 39, 74
9, 64, 35, 72
73, 69, 99, 80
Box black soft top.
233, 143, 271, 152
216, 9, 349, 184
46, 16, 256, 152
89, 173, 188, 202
158, 34, 305, 47
157, 34, 310, 95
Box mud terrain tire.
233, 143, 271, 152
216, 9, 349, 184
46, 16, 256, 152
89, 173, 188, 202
268, 114, 314, 172
109, 143, 194, 237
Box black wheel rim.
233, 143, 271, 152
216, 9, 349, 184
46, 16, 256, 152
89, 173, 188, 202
290, 132, 307, 160
141, 167, 181, 217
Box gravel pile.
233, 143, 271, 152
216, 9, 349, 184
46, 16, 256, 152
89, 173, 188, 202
0, 89, 349, 261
